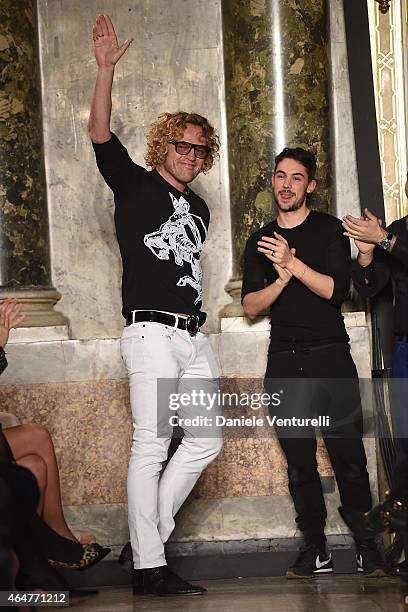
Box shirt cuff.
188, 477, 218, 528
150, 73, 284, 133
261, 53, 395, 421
390, 236, 408, 266
351, 260, 373, 286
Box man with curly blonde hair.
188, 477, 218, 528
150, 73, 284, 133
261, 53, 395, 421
89, 15, 222, 597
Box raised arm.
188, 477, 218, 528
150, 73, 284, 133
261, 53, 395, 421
88, 15, 133, 144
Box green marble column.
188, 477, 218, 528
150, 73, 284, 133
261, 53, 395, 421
0, 0, 65, 327
222, 0, 330, 314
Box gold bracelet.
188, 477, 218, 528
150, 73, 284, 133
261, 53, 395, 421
298, 265, 308, 280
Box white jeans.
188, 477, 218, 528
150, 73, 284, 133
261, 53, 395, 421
120, 320, 223, 569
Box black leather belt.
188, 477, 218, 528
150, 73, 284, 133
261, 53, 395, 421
395, 335, 408, 343
125, 310, 206, 337
269, 342, 349, 355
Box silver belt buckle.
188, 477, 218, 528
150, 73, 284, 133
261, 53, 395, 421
186, 314, 200, 336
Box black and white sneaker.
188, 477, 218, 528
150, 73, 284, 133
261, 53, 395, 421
286, 544, 333, 579
356, 540, 386, 577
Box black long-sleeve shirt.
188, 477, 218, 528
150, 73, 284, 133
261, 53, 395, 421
242, 210, 351, 351
0, 348, 7, 376
352, 216, 408, 335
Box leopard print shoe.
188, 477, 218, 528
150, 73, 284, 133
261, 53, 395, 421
49, 543, 111, 570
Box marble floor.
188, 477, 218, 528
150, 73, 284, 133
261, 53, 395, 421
52, 575, 407, 611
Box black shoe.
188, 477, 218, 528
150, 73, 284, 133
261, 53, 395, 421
387, 559, 408, 577
132, 565, 206, 596
356, 539, 387, 576
118, 541, 133, 572
286, 544, 333, 579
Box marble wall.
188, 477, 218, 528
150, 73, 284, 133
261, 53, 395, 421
328, 0, 361, 226
35, 0, 361, 338
37, 0, 232, 339
0, 314, 377, 551
0, 0, 378, 556
0, 377, 331, 507
223, 0, 330, 282
0, 0, 51, 287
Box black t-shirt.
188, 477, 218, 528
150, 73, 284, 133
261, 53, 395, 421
92, 134, 210, 316
241, 210, 351, 350
352, 216, 408, 335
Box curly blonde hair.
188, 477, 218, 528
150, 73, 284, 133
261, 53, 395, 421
145, 111, 220, 173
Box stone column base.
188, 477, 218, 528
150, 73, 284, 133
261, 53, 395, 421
0, 288, 69, 330
221, 279, 244, 317
221, 279, 269, 318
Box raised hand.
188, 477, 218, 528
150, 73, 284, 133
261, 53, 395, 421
0, 298, 25, 348
92, 14, 133, 68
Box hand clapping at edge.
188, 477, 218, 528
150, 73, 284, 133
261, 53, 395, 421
0, 298, 25, 349
342, 208, 384, 255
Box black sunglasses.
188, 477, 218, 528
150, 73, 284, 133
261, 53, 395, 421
170, 140, 210, 160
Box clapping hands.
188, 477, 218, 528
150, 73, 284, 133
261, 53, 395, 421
257, 233, 296, 287
342, 209, 385, 254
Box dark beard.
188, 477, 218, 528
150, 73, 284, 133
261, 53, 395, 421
276, 199, 303, 213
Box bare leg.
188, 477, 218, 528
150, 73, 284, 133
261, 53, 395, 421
4, 424, 78, 542
17, 454, 46, 516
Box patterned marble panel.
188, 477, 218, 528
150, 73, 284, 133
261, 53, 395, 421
0, 315, 370, 385
222, 0, 330, 280
0, 341, 67, 385
0, 338, 126, 385
63, 489, 353, 547
219, 330, 269, 376
0, 0, 51, 287
368, 0, 408, 222
196, 436, 332, 500
328, 0, 361, 227
0, 376, 335, 506
0, 380, 132, 506
63, 502, 129, 548
348, 325, 372, 379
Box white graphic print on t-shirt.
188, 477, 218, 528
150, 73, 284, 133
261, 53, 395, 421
143, 193, 207, 304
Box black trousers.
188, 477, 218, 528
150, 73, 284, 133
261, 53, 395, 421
265, 343, 372, 545
391, 455, 408, 504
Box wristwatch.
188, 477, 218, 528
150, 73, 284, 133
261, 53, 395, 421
378, 231, 393, 251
